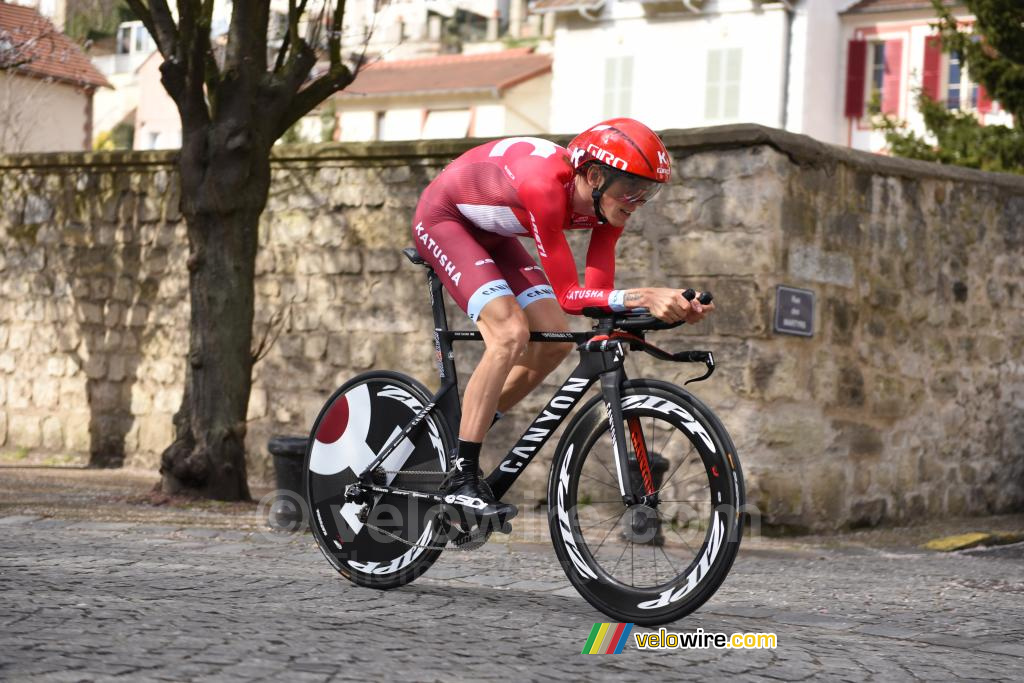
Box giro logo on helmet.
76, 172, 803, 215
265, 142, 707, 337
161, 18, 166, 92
586, 144, 629, 171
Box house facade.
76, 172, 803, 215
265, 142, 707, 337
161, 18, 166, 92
533, 0, 855, 138
534, 0, 1009, 154
840, 0, 1012, 153
0, 2, 109, 153
91, 20, 157, 148
333, 48, 553, 141
132, 50, 182, 150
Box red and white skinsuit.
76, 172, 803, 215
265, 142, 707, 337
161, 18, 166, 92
412, 136, 631, 321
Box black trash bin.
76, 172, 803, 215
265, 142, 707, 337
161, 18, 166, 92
267, 435, 309, 531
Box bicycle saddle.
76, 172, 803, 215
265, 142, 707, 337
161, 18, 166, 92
403, 247, 427, 266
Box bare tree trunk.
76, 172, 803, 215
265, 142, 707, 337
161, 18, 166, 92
159, 135, 269, 501
124, 0, 355, 500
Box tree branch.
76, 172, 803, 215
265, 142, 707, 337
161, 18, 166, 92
0, 27, 58, 71
274, 0, 309, 73
329, 0, 346, 67
173, 0, 211, 129
124, 0, 179, 60
225, 0, 271, 74
273, 64, 355, 140
201, 0, 220, 117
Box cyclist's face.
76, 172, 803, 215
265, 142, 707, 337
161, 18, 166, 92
589, 167, 661, 227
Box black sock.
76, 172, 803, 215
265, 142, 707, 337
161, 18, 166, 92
455, 439, 482, 474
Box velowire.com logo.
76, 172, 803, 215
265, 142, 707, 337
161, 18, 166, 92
582, 624, 779, 654
581, 623, 634, 655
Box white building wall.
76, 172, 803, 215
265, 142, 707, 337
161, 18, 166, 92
0, 73, 89, 153
787, 0, 856, 144
473, 103, 505, 136
548, 1, 790, 135
134, 53, 181, 149
501, 72, 552, 134
379, 107, 425, 140
338, 110, 378, 142
92, 71, 139, 144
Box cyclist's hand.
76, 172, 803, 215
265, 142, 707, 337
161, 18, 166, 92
682, 295, 714, 324
629, 288, 715, 324
633, 288, 686, 323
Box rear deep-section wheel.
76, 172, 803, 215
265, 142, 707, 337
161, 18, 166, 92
547, 379, 745, 625
305, 371, 454, 590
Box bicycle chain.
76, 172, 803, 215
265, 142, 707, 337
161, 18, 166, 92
380, 469, 446, 477
363, 520, 492, 552
365, 468, 491, 551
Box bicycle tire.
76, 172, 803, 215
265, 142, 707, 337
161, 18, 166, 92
305, 371, 454, 590
547, 379, 745, 625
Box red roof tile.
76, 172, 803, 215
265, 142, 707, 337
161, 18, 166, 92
339, 48, 552, 98
0, 2, 110, 89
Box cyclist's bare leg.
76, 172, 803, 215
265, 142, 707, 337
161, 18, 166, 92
497, 298, 574, 413
460, 295, 530, 443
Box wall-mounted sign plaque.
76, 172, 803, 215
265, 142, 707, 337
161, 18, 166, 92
773, 285, 815, 337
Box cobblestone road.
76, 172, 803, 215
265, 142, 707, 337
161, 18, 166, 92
2, 513, 1023, 682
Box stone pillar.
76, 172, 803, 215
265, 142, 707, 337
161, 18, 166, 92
428, 15, 443, 41
542, 12, 555, 38
487, 12, 499, 41
527, 13, 542, 38
509, 0, 524, 38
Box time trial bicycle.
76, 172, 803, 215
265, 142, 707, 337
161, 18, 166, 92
304, 247, 745, 625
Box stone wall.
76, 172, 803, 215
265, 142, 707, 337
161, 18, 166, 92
1, 125, 1021, 529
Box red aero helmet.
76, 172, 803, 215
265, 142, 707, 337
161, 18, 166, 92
567, 118, 672, 183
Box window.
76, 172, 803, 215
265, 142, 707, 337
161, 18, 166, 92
134, 26, 153, 53
421, 109, 472, 139
705, 48, 741, 121
603, 57, 633, 118
870, 42, 886, 101
923, 36, 991, 114
377, 109, 423, 141
946, 51, 980, 111
844, 38, 902, 118
116, 22, 153, 55
117, 25, 131, 54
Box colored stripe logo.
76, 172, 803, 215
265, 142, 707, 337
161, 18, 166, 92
582, 623, 634, 654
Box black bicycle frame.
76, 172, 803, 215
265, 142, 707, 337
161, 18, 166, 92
355, 264, 642, 505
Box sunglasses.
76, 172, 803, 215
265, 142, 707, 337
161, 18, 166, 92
600, 170, 664, 205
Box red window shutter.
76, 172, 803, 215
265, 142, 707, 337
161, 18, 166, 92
844, 40, 868, 118
882, 39, 903, 115
922, 35, 942, 101
977, 85, 992, 113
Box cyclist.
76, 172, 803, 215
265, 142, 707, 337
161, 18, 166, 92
411, 118, 714, 526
